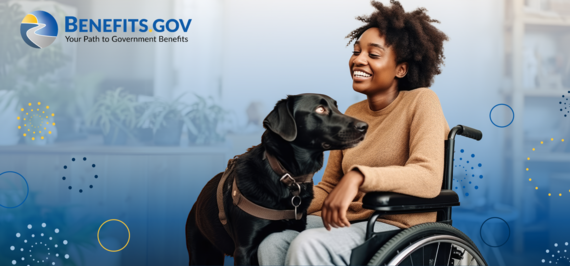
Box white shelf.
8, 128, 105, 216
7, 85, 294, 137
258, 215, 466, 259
502, 89, 569, 97
524, 10, 570, 27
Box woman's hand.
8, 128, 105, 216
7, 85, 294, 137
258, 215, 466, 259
321, 170, 364, 231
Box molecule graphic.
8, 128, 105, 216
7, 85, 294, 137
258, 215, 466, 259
526, 138, 568, 197
16, 102, 55, 141
542, 242, 569, 264
453, 148, 483, 197
62, 157, 99, 193
560, 92, 569, 118
9, 223, 70, 265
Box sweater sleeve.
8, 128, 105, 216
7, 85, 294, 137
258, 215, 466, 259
349, 90, 448, 198
308, 149, 344, 214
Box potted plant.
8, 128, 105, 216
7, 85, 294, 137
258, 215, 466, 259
0, 3, 29, 145
87, 88, 138, 145
137, 94, 189, 146
185, 94, 226, 145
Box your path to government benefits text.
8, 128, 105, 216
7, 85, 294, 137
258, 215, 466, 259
65, 35, 188, 43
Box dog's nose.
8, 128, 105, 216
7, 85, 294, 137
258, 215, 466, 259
355, 121, 368, 133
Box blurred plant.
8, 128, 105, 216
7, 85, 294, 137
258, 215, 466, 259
0, 3, 28, 113
185, 94, 227, 145
137, 94, 193, 134
0, 3, 27, 78
86, 88, 138, 135
0, 2, 69, 115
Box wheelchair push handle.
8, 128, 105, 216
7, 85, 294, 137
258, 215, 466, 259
454, 125, 482, 141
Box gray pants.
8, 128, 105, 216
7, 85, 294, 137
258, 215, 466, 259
257, 215, 399, 265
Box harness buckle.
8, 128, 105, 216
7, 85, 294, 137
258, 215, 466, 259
280, 173, 295, 184
291, 195, 302, 220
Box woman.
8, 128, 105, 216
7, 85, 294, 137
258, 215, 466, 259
258, 1, 450, 265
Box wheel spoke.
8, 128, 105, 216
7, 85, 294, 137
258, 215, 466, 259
447, 244, 453, 266
434, 242, 440, 265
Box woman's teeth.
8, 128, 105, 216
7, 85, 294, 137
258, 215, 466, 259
353, 71, 371, 78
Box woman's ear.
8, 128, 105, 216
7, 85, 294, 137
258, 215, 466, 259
263, 97, 297, 142
396, 62, 408, 78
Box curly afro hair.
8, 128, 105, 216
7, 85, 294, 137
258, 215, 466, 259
346, 0, 448, 91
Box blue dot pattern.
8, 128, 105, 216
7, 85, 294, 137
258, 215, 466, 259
561, 93, 570, 117
453, 148, 483, 196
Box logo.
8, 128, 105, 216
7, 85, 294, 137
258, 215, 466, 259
20, 11, 58, 49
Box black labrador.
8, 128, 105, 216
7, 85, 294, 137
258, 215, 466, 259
185, 93, 368, 265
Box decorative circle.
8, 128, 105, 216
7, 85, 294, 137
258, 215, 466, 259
489, 104, 515, 128
9, 222, 70, 264
480, 217, 511, 247
61, 157, 97, 193
97, 219, 131, 252
0, 171, 30, 208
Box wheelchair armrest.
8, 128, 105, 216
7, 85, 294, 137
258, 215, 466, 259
362, 190, 460, 212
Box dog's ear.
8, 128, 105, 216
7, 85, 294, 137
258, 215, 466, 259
263, 97, 297, 142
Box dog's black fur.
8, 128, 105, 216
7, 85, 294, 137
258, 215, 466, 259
186, 93, 368, 265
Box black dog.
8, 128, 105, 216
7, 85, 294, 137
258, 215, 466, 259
185, 93, 368, 265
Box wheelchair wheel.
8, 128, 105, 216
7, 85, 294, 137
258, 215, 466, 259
367, 223, 487, 266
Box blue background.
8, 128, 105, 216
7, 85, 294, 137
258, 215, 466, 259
1, 0, 570, 265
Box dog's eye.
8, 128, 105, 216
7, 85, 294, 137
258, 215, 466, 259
315, 106, 327, 114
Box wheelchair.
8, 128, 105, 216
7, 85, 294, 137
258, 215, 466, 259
349, 125, 488, 266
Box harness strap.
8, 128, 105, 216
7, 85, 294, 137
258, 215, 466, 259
231, 178, 302, 220
217, 158, 236, 231
217, 149, 317, 229
263, 151, 314, 185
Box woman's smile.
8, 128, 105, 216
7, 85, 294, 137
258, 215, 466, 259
352, 69, 372, 81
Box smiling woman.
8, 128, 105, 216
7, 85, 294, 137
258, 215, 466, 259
257, 1, 451, 265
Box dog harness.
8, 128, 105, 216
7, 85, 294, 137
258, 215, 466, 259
217, 151, 315, 232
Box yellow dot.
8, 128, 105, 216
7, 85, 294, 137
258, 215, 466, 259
33, 132, 35, 134
31, 109, 33, 112
46, 106, 49, 109
48, 131, 52, 134
527, 157, 530, 160
46, 116, 48, 118
37, 102, 41, 105
42, 111, 45, 113
24, 124, 26, 127
17, 126, 21, 129
52, 122, 55, 126
39, 131, 42, 133
28, 103, 31, 106
526, 168, 529, 171
549, 193, 551, 196
536, 187, 538, 190
41, 136, 44, 140
51, 113, 54, 117
560, 193, 562, 196
149, 29, 152, 32
26, 113, 28, 115
23, 133, 26, 137
529, 178, 532, 181
31, 137, 34, 140
36, 108, 39, 111
20, 108, 24, 111
17, 116, 20, 120
46, 122, 49, 125
541, 141, 544, 144
23, 118, 26, 121
27, 129, 30, 131
44, 127, 46, 130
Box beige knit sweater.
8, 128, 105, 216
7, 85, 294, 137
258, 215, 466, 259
307, 88, 450, 229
